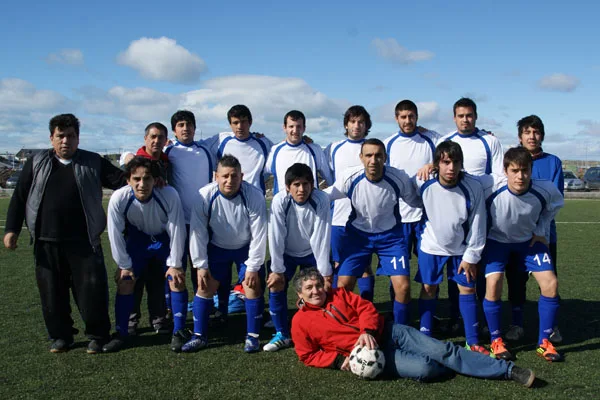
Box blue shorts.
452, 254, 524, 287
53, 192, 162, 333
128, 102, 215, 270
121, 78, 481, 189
330, 225, 347, 263
402, 221, 423, 258
207, 243, 265, 284
339, 225, 410, 277
414, 250, 475, 288
126, 228, 170, 276
282, 253, 317, 281
483, 239, 554, 276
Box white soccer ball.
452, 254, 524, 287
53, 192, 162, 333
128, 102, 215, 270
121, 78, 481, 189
348, 345, 385, 379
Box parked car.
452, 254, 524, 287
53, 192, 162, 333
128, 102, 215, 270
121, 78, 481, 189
583, 167, 600, 190
563, 170, 587, 191
5, 170, 21, 189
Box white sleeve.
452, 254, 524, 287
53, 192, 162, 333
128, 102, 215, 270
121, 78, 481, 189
462, 183, 487, 264
107, 192, 132, 270
244, 193, 268, 272
323, 175, 348, 201
324, 143, 334, 172
263, 148, 274, 177
189, 192, 210, 269
165, 190, 186, 269
267, 196, 287, 274
490, 137, 504, 175
315, 146, 334, 186
534, 185, 564, 239
310, 197, 332, 277
200, 133, 220, 158
397, 171, 422, 209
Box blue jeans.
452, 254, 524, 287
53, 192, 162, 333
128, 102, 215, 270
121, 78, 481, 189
383, 324, 513, 381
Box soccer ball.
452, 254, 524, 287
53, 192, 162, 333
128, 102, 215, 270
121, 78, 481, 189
348, 345, 385, 379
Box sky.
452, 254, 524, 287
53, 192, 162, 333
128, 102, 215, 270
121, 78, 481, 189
1, 0, 599, 161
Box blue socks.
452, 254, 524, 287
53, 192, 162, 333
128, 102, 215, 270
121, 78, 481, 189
269, 291, 289, 335
483, 299, 502, 341
171, 290, 188, 333
245, 298, 264, 336
460, 294, 479, 345
393, 300, 409, 325
115, 293, 135, 336
358, 276, 375, 302
418, 298, 436, 336
538, 295, 559, 344
192, 295, 212, 337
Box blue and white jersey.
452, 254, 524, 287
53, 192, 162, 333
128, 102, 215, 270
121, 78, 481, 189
531, 151, 564, 243
324, 138, 364, 227
416, 174, 486, 264
268, 189, 332, 277
441, 129, 503, 176
480, 175, 564, 243
164, 140, 215, 224
107, 186, 186, 270
384, 129, 439, 222
265, 140, 333, 195
327, 166, 421, 233
203, 132, 274, 193
189, 181, 267, 272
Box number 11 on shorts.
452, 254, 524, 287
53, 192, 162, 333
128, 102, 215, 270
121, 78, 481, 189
390, 256, 406, 270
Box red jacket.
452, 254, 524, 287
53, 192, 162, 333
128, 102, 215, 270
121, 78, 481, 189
291, 288, 384, 369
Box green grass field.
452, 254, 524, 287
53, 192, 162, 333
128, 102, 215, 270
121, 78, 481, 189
1, 199, 599, 399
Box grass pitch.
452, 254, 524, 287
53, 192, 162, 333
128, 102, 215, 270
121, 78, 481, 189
0, 199, 599, 399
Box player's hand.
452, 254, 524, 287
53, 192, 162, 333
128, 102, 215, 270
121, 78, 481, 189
457, 260, 477, 283
266, 272, 285, 291
3, 232, 18, 250
253, 132, 265, 139
243, 271, 260, 290
355, 333, 378, 350
115, 268, 136, 284
323, 275, 333, 292
154, 176, 166, 189
197, 268, 211, 291
166, 267, 185, 286
417, 163, 434, 180
302, 135, 314, 144
341, 356, 351, 371
530, 235, 548, 247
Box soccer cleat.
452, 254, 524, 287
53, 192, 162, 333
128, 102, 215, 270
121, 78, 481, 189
170, 329, 191, 353
127, 325, 138, 336
510, 366, 535, 387
102, 334, 127, 353
263, 332, 292, 352
465, 343, 493, 357
153, 322, 173, 335
491, 338, 515, 361
536, 338, 563, 362
50, 338, 74, 353
181, 333, 208, 353
505, 325, 525, 342
549, 326, 563, 344
87, 339, 106, 354
244, 335, 260, 353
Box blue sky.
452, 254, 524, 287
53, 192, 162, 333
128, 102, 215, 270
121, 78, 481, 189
1, 0, 598, 160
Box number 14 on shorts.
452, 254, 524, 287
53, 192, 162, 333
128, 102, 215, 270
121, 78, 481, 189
533, 253, 551, 266
390, 256, 406, 270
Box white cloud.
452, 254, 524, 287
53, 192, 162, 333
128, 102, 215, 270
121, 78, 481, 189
0, 78, 71, 112
46, 49, 84, 65
371, 38, 434, 64
537, 73, 580, 92
577, 119, 600, 136
117, 37, 207, 84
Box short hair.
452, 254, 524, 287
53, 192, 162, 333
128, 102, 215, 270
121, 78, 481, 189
503, 147, 532, 170
144, 122, 168, 138
217, 154, 242, 171
284, 110, 306, 127
453, 97, 477, 117
124, 156, 155, 179
394, 100, 418, 117
49, 113, 80, 136
517, 115, 545, 141
170, 110, 196, 131
292, 267, 325, 293
285, 163, 314, 187
361, 138, 386, 155
343, 105, 372, 137
433, 141, 464, 171
227, 105, 253, 124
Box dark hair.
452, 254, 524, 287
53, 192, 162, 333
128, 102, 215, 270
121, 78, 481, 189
453, 97, 477, 117
170, 110, 196, 131
343, 105, 372, 137
285, 163, 314, 187
49, 113, 80, 136
227, 105, 253, 124
218, 154, 242, 171
124, 156, 155, 179
361, 138, 386, 155
517, 115, 545, 141
292, 267, 324, 293
433, 141, 464, 173
284, 110, 306, 127
394, 100, 418, 117
144, 122, 168, 138
503, 147, 532, 170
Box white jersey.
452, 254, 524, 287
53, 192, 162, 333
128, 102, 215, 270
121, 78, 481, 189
324, 138, 364, 227
203, 132, 274, 193
480, 175, 564, 243
107, 186, 186, 270
268, 189, 332, 277
417, 174, 486, 264
440, 129, 503, 176
384, 130, 440, 222
164, 140, 215, 224
189, 181, 267, 272
327, 166, 422, 233
265, 140, 333, 195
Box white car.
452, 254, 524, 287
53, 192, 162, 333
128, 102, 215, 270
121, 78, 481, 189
563, 171, 587, 191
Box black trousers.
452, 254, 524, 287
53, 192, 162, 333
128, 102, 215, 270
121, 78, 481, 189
34, 240, 111, 340
128, 257, 168, 328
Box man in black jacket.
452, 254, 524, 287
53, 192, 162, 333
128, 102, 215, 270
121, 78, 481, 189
3, 113, 125, 354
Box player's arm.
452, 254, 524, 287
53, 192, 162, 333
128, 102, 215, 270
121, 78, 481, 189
460, 182, 487, 282
244, 190, 268, 288
397, 170, 423, 209
100, 156, 127, 190
310, 192, 333, 280
4, 158, 35, 249
315, 145, 334, 186
533, 184, 565, 242
489, 137, 504, 175
189, 191, 210, 270
267, 194, 288, 290
554, 158, 565, 196
163, 189, 186, 286
107, 190, 133, 270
